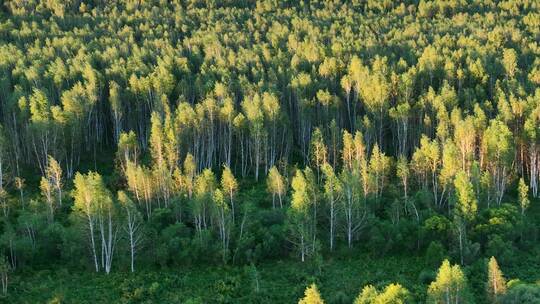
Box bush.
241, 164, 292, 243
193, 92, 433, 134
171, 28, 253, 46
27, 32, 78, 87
502, 283, 540, 304
425, 241, 446, 268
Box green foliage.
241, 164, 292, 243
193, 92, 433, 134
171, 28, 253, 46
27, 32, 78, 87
427, 260, 472, 304
454, 171, 477, 222
0, 0, 539, 302
354, 283, 410, 304
425, 242, 447, 269
299, 283, 325, 304
487, 256, 507, 303
501, 283, 540, 304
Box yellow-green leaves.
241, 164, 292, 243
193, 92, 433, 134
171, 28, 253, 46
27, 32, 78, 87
487, 257, 506, 303
502, 49, 517, 79
195, 169, 217, 199
298, 284, 324, 304
213, 188, 226, 210
354, 283, 410, 304
267, 166, 286, 208
428, 259, 468, 304
291, 169, 310, 212
221, 165, 237, 197
454, 171, 477, 222
72, 172, 112, 215
518, 178, 530, 215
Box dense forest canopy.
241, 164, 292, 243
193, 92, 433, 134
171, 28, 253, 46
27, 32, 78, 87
0, 0, 540, 302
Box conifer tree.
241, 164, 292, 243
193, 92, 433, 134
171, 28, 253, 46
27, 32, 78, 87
298, 283, 324, 304
354, 285, 378, 304
486, 256, 506, 303
375, 283, 410, 304
502, 49, 517, 80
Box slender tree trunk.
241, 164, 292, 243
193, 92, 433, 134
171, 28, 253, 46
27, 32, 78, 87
329, 197, 335, 251
87, 214, 99, 272
300, 234, 305, 262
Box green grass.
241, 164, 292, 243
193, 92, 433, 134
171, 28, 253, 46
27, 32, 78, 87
7, 248, 540, 304
4, 253, 427, 303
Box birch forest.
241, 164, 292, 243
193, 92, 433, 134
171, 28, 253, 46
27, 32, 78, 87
0, 0, 540, 302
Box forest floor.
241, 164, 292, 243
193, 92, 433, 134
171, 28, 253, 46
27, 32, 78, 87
5, 249, 540, 304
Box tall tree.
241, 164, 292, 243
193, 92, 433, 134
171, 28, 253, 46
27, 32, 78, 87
267, 166, 286, 208
486, 256, 506, 303
340, 167, 367, 248
118, 191, 143, 273
369, 144, 392, 200
518, 178, 530, 216
310, 128, 328, 179
357, 56, 390, 145
72, 172, 118, 273
39, 177, 54, 222
524, 104, 540, 197
397, 156, 418, 221
321, 163, 342, 251
453, 171, 477, 265
439, 140, 460, 208
109, 81, 123, 143
502, 49, 517, 80
45, 156, 63, 207
262, 92, 281, 169
149, 112, 172, 207
289, 169, 316, 262
193, 169, 217, 237
116, 131, 139, 174
221, 165, 238, 222
389, 102, 411, 157
213, 189, 230, 262
412, 135, 441, 206
241, 93, 265, 181
427, 259, 469, 304
25, 89, 57, 174
219, 96, 236, 167
482, 120, 513, 206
